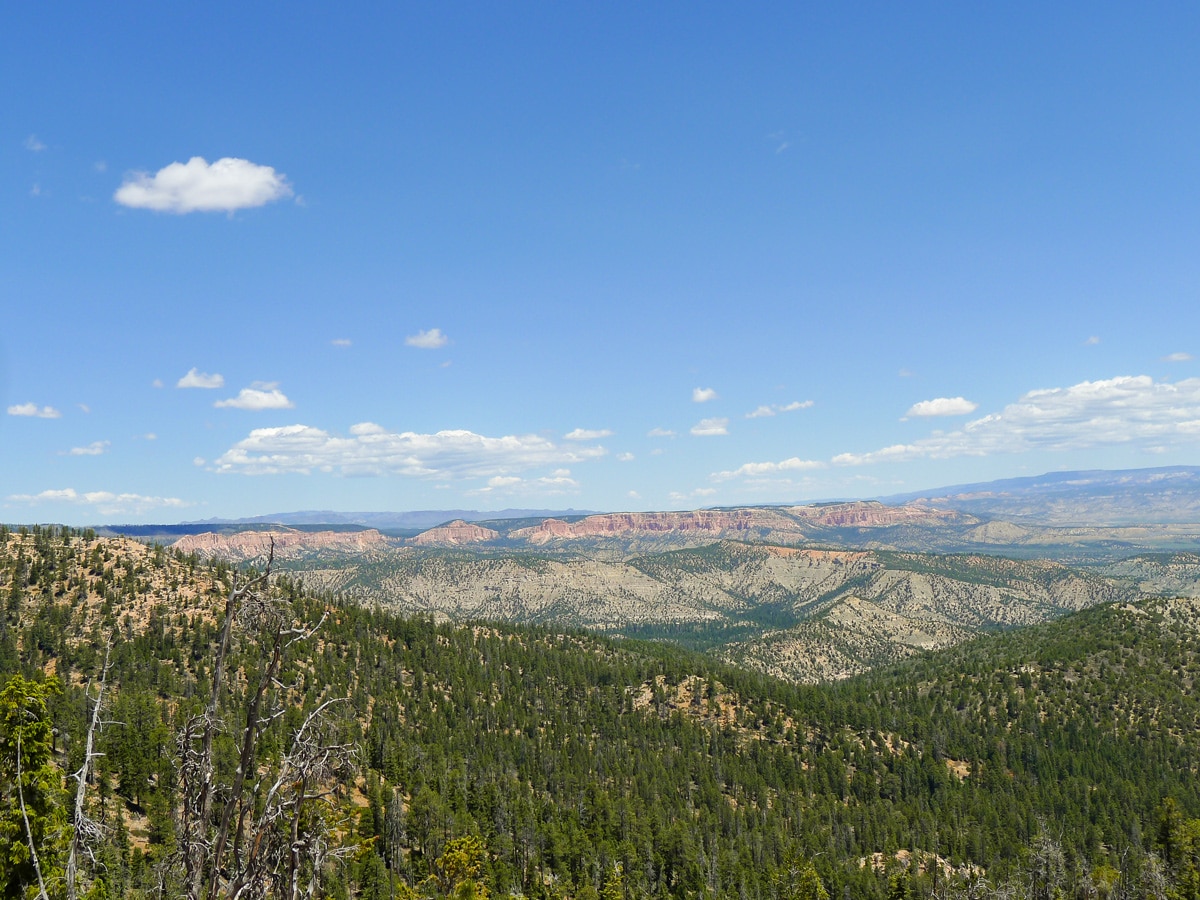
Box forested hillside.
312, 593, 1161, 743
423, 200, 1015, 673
2, 525, 1200, 899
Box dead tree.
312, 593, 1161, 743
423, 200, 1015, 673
175, 542, 355, 900
66, 640, 112, 900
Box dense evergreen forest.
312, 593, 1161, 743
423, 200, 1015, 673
2, 524, 1200, 899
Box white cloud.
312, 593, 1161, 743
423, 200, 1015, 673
691, 417, 729, 436
78, 403, 91, 414
647, 427, 675, 438
214, 383, 294, 411
212, 423, 606, 479
617, 452, 635, 462
7, 403, 61, 419
668, 487, 717, 502
331, 338, 352, 348
115, 157, 293, 214
68, 441, 110, 456
1163, 352, 1194, 362
899, 368, 916, 377
627, 490, 641, 499
712, 457, 826, 481
905, 397, 979, 418
564, 428, 612, 441
692, 387, 718, 403
834, 375, 1200, 466
6, 488, 188, 516
152, 378, 165, 388
177, 368, 224, 389
94, 160, 107, 172
1085, 336, 1101, 346
465, 468, 579, 496
24, 135, 46, 152
142, 433, 157, 441
405, 328, 449, 349
747, 400, 813, 418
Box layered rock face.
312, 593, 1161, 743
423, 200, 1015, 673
788, 501, 961, 528
510, 509, 802, 544
173, 528, 391, 560
409, 520, 500, 546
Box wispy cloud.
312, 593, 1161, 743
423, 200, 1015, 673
904, 396, 978, 418
564, 428, 612, 441
691, 417, 729, 436
214, 383, 294, 411
212, 423, 606, 480
617, 452, 635, 462
1085, 336, 1101, 346
6, 488, 188, 516
647, 427, 676, 438
712, 457, 825, 481
24, 134, 46, 152
746, 400, 813, 418
669, 487, 718, 502
405, 328, 449, 349
114, 157, 293, 214
692, 387, 718, 403
466, 469, 579, 496
331, 338, 352, 348
7, 402, 61, 419
67, 441, 110, 456
1163, 352, 1194, 362
177, 368, 224, 389
834, 375, 1200, 466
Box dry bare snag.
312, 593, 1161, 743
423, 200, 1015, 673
175, 540, 355, 899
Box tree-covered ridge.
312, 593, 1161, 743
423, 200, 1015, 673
239, 537, 1151, 683
2, 525, 1200, 898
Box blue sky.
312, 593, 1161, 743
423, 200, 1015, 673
4, 4, 1200, 523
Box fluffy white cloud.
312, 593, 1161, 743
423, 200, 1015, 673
835, 375, 1200, 466
692, 387, 718, 403
114, 157, 293, 213
214, 383, 294, 411
712, 457, 826, 481
177, 368, 224, 389
617, 452, 635, 462
746, 400, 813, 418
6, 488, 188, 516
68, 441, 110, 456
7, 403, 61, 419
905, 397, 979, 418
212, 423, 606, 479
647, 427, 675, 438
1164, 352, 1194, 362
405, 328, 449, 349
564, 428, 612, 441
691, 417, 729, 436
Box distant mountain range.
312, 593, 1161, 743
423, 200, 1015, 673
880, 465, 1200, 525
